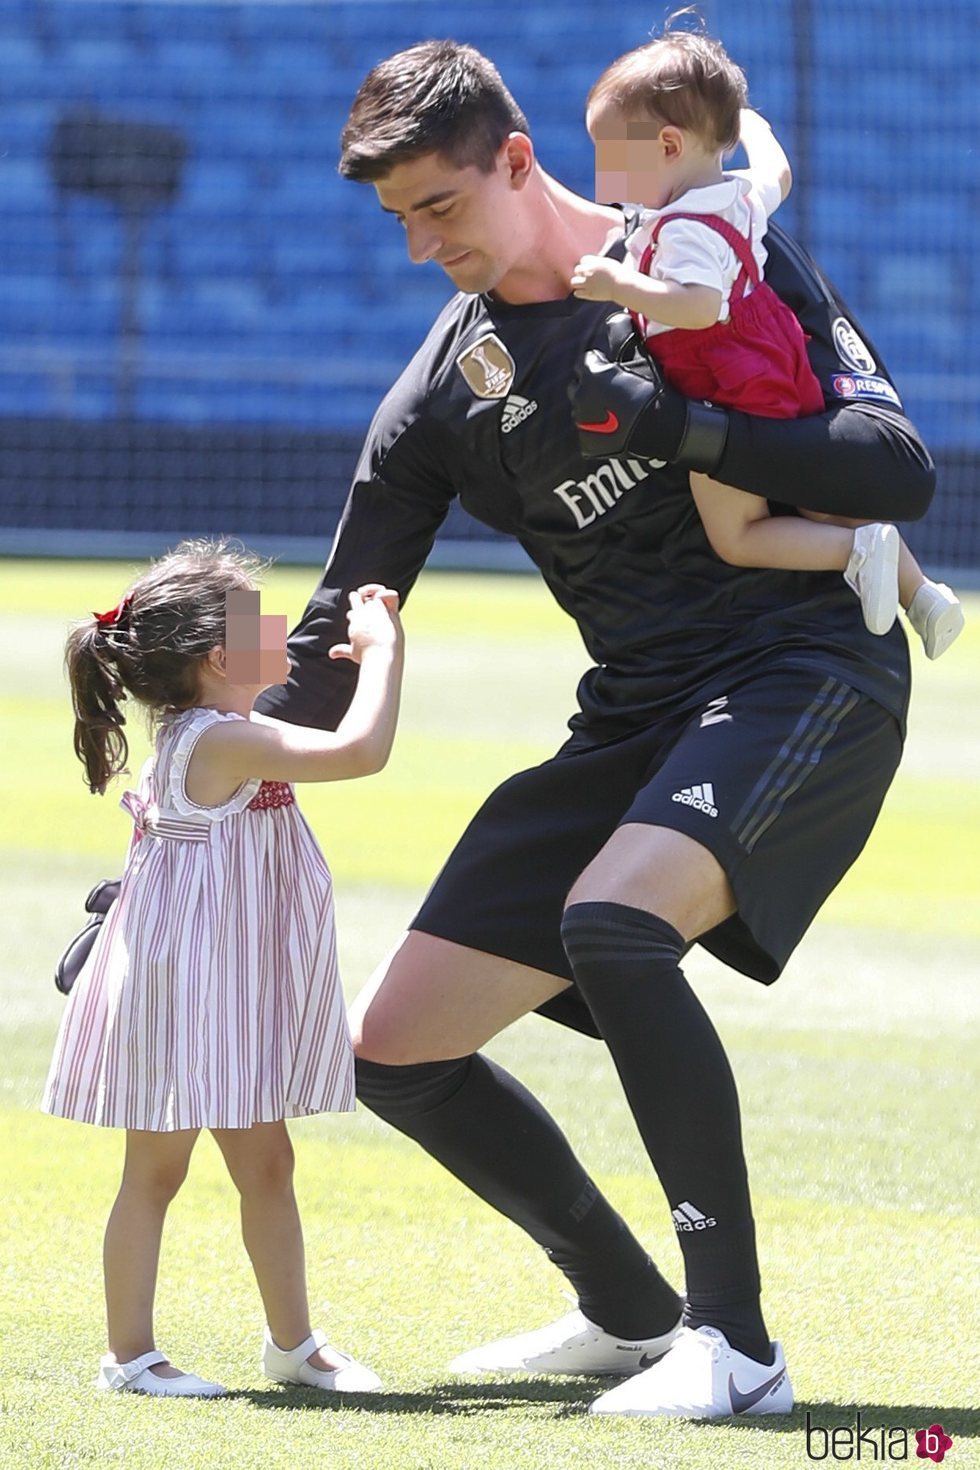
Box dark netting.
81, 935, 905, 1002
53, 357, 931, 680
0, 0, 976, 567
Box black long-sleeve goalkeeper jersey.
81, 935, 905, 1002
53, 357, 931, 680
257, 219, 932, 742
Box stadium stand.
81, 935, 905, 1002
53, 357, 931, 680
0, 0, 976, 568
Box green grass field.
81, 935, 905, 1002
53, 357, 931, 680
1, 559, 978, 1470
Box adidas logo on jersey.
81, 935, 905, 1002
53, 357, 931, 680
501, 394, 539, 433
672, 1201, 717, 1232
671, 782, 718, 817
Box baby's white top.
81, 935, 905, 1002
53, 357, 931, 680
627, 169, 784, 331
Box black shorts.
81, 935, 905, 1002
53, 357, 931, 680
412, 668, 904, 1036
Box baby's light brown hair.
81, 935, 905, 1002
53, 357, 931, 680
589, 14, 747, 153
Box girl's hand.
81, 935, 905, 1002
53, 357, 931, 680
571, 254, 631, 303
355, 582, 401, 616
328, 587, 402, 664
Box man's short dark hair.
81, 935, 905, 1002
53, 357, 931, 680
339, 39, 530, 182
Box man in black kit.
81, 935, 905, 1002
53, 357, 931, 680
255, 41, 933, 1418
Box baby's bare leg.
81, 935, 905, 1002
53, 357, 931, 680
896, 539, 927, 611
690, 472, 854, 570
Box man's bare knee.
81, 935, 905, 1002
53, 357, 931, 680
349, 931, 569, 1064
566, 824, 735, 940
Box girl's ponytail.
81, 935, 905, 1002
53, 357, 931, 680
65, 539, 266, 795
65, 620, 130, 795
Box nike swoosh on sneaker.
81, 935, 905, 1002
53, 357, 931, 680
577, 410, 619, 433
728, 1366, 787, 1414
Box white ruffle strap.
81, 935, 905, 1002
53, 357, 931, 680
166, 708, 261, 820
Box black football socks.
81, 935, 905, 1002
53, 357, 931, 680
561, 901, 771, 1364
355, 1051, 682, 1340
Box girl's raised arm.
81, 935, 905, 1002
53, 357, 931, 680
186, 589, 403, 800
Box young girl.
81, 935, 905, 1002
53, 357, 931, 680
571, 21, 964, 659
43, 539, 403, 1397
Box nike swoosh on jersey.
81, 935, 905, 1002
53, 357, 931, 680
728, 1366, 787, 1414
577, 410, 619, 433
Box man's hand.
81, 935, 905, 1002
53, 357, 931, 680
570, 253, 633, 303
569, 314, 729, 470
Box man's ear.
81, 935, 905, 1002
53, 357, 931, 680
502, 131, 535, 189
205, 645, 226, 676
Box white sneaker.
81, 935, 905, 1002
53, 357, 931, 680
262, 1328, 381, 1392
448, 1308, 683, 1377
906, 580, 965, 659
844, 523, 900, 635
588, 1326, 792, 1419
96, 1350, 228, 1397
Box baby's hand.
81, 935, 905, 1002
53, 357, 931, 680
329, 587, 402, 664
571, 254, 630, 302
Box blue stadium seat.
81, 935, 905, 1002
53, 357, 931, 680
173, 231, 265, 283
0, 276, 121, 340
0, 220, 60, 275
0, 32, 45, 70
0, 373, 44, 416
177, 160, 256, 214
872, 254, 957, 315
57, 36, 140, 71
1, 157, 56, 210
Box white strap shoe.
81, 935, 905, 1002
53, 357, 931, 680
844, 523, 901, 635
96, 1350, 228, 1397
906, 580, 965, 659
262, 1327, 381, 1392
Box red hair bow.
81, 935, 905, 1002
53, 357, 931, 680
93, 594, 133, 628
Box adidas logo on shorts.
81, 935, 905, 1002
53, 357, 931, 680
671, 782, 718, 817
672, 1201, 717, 1232
501, 394, 539, 433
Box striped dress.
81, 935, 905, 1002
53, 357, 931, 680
43, 706, 354, 1130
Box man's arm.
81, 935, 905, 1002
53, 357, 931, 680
570, 229, 936, 523
255, 421, 455, 730
712, 399, 934, 520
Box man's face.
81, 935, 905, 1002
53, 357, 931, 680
375, 144, 529, 295
588, 99, 672, 209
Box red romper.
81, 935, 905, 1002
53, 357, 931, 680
636, 212, 825, 420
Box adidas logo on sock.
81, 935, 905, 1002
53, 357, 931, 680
671, 782, 718, 817
672, 1201, 717, 1232
501, 394, 539, 433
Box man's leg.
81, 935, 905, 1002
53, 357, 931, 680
350, 932, 683, 1354
557, 822, 796, 1418
567, 676, 904, 1417
562, 824, 769, 1359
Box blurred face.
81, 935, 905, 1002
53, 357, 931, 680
223, 588, 289, 690
375, 140, 534, 295
587, 98, 675, 209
